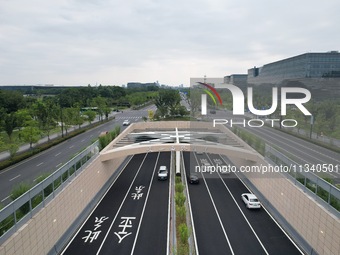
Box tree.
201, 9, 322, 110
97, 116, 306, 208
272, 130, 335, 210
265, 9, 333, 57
186, 89, 201, 117
178, 105, 189, 117
83, 110, 96, 124
148, 110, 154, 120
0, 90, 25, 113
20, 119, 41, 148
62, 108, 78, 135
154, 89, 181, 118
8, 143, 19, 159
3, 113, 17, 141
30, 99, 59, 140
15, 109, 31, 131
43, 99, 59, 140
91, 96, 106, 121
0, 136, 4, 150
0, 107, 6, 131
317, 101, 337, 132
73, 103, 84, 129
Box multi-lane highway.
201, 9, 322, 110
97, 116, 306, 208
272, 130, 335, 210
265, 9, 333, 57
183, 152, 302, 255
0, 106, 156, 206
61, 151, 302, 255
61, 152, 171, 255
208, 110, 340, 183
2, 105, 337, 254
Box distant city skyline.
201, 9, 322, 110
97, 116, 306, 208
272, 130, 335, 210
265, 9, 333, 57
1, 0, 339, 86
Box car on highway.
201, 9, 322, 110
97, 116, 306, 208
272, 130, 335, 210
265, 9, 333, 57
188, 174, 199, 184
241, 193, 261, 209
122, 120, 130, 126
158, 165, 168, 180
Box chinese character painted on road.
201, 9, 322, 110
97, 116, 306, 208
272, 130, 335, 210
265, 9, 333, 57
94, 216, 109, 230
82, 230, 101, 243
82, 215, 109, 243
114, 216, 136, 243
131, 193, 143, 200
131, 185, 145, 200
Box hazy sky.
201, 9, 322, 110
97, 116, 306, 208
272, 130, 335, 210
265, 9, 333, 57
1, 0, 339, 86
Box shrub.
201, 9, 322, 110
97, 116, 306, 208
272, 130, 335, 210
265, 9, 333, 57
176, 205, 186, 223
178, 224, 189, 244
0, 212, 15, 237
175, 193, 186, 207
11, 183, 31, 201
11, 183, 32, 215
175, 183, 184, 193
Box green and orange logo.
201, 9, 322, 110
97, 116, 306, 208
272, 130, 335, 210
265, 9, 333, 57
198, 82, 223, 115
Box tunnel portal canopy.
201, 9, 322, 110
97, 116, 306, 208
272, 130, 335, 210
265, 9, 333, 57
100, 121, 260, 162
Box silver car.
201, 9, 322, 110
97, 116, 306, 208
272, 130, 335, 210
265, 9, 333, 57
158, 166, 168, 180
122, 120, 130, 126
241, 193, 261, 209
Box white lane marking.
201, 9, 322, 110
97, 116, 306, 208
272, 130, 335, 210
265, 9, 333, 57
251, 128, 340, 178
236, 173, 305, 255
96, 154, 149, 255
9, 175, 21, 181
81, 139, 85, 142
56, 163, 62, 168
242, 126, 340, 178
166, 152, 173, 255
206, 154, 269, 254
182, 152, 199, 255
193, 153, 235, 255
1, 195, 11, 202
130, 152, 160, 255
69, 145, 74, 149
55, 152, 61, 157
37, 162, 43, 167
219, 154, 305, 255
60, 156, 134, 254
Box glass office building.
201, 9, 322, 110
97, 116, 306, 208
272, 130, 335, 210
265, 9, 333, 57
247, 51, 340, 85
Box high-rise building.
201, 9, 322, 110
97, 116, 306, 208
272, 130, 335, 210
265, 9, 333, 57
247, 51, 340, 85
224, 74, 248, 90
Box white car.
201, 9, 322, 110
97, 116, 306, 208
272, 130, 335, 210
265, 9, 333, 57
241, 193, 261, 209
157, 166, 168, 180
122, 120, 130, 126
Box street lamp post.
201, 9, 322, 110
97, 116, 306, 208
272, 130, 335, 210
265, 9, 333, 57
309, 115, 314, 139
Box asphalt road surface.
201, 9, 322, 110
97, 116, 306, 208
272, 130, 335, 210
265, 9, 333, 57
61, 152, 171, 255
208, 109, 340, 184
62, 151, 302, 255
0, 106, 156, 206
183, 151, 303, 255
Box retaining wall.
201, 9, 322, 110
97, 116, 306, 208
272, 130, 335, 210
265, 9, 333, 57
0, 155, 125, 255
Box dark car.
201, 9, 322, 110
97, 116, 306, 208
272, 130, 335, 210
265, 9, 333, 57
188, 174, 199, 184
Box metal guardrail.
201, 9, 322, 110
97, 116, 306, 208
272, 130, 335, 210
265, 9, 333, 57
265, 144, 340, 218
0, 141, 100, 245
